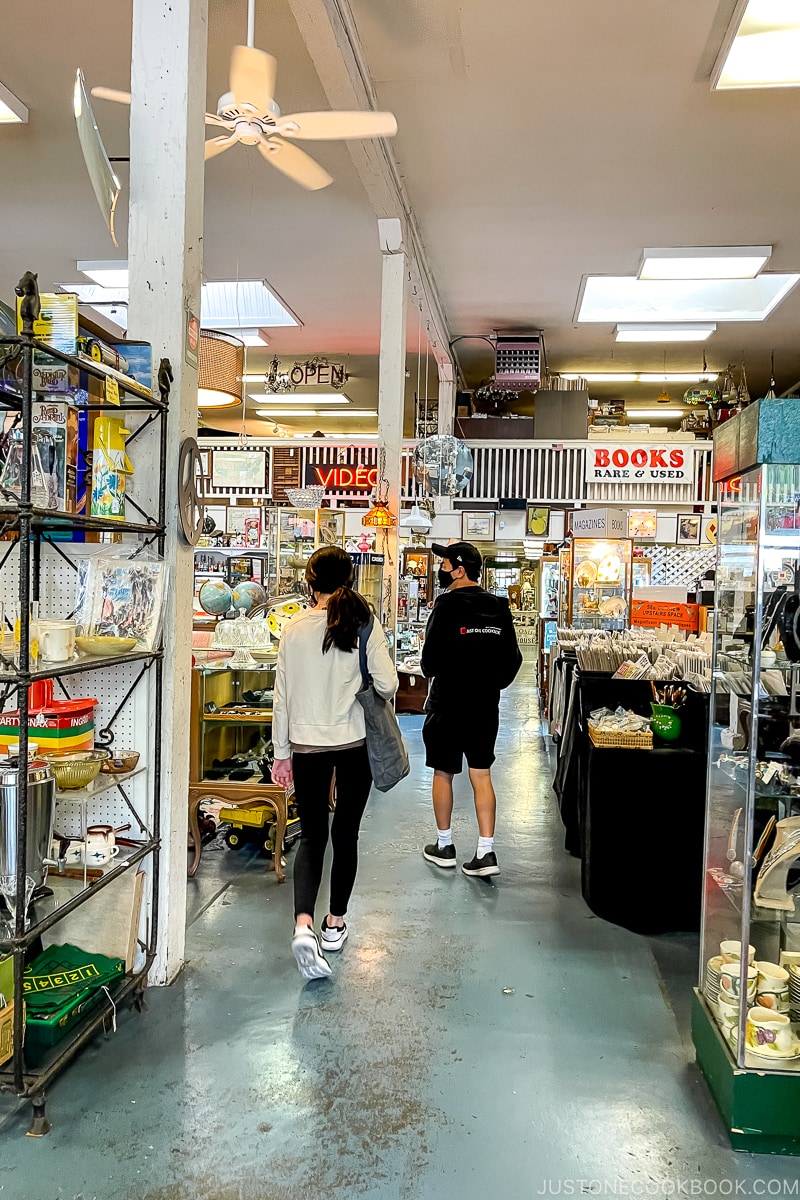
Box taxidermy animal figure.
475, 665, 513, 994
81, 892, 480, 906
15, 271, 40, 331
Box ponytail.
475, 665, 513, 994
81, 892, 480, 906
323, 585, 371, 653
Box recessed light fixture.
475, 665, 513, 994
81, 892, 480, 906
615, 323, 717, 343
77, 260, 129, 288
249, 393, 350, 404
236, 329, 270, 347
639, 246, 771, 280
0, 80, 28, 124
627, 408, 690, 418
577, 274, 799, 322
712, 0, 800, 90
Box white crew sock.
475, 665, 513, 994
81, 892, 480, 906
477, 836, 494, 858
437, 828, 453, 848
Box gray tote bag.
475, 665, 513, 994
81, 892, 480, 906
355, 617, 410, 793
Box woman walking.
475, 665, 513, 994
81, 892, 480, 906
272, 545, 398, 980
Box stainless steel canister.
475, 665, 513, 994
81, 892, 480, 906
0, 756, 56, 889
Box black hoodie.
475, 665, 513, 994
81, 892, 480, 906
420, 585, 522, 711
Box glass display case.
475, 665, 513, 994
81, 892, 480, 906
397, 548, 433, 633
694, 452, 800, 1153
277, 509, 317, 593
558, 536, 633, 629
350, 551, 385, 623
632, 557, 652, 589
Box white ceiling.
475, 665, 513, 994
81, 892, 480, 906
3, 0, 800, 432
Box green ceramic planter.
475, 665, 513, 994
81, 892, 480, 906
650, 703, 682, 743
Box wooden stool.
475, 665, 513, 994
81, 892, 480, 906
188, 782, 290, 883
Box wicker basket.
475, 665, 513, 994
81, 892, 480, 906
588, 722, 653, 750
285, 486, 326, 509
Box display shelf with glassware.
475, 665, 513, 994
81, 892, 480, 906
557, 536, 633, 630
277, 508, 317, 593
693, 435, 800, 1153
538, 556, 559, 704
0, 284, 167, 1134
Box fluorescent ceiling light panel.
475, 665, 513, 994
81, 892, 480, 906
249, 393, 350, 404
201, 280, 299, 328
0, 81, 28, 124
615, 323, 717, 342
577, 274, 799, 322
639, 246, 771, 279
628, 409, 690, 418
560, 372, 717, 383
236, 329, 270, 347
58, 283, 129, 305
77, 260, 129, 288
712, 0, 800, 90
256, 408, 375, 417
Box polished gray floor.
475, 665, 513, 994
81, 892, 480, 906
2, 659, 798, 1196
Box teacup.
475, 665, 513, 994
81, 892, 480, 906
717, 993, 744, 1029
720, 940, 755, 965
720, 963, 758, 1001
745, 1006, 796, 1057
83, 842, 119, 867
755, 962, 790, 1012
38, 619, 76, 663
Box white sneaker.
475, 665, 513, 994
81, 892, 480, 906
320, 919, 348, 951
291, 926, 332, 980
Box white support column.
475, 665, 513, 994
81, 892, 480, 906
377, 220, 407, 644
127, 0, 208, 984
438, 360, 455, 437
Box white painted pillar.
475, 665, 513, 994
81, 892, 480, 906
376, 220, 407, 643
127, 0, 208, 984
438, 360, 455, 437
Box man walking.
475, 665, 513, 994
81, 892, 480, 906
420, 541, 522, 877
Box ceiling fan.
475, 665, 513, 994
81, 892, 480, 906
91, 0, 397, 190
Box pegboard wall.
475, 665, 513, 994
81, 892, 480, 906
646, 545, 716, 588
0, 541, 154, 839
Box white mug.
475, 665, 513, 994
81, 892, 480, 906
720, 963, 758, 1001
720, 940, 755, 965
755, 962, 790, 1012
38, 620, 76, 663
83, 842, 119, 867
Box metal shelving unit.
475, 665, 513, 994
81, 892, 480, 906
0, 274, 169, 1135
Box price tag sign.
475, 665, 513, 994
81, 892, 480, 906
105, 376, 120, 406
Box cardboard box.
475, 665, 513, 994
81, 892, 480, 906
0, 999, 20, 1067
31, 400, 78, 512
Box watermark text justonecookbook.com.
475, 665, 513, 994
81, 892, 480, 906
536, 1182, 800, 1196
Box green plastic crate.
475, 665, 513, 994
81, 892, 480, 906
24, 944, 124, 1050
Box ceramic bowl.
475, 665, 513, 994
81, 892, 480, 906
76, 636, 138, 657
43, 749, 110, 789
100, 750, 140, 775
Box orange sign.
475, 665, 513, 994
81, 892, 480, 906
631, 600, 699, 632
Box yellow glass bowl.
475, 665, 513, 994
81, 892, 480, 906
42, 750, 110, 790
76, 636, 138, 656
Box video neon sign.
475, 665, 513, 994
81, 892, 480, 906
312, 466, 378, 491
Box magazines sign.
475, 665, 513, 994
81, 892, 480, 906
585, 443, 693, 484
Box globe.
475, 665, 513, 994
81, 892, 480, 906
413, 435, 474, 497
232, 580, 267, 615
198, 579, 233, 616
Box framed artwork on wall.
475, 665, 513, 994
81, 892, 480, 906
629, 509, 658, 541
526, 506, 549, 536
461, 511, 496, 542
676, 514, 702, 545
211, 450, 266, 490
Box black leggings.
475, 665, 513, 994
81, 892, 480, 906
292, 744, 372, 921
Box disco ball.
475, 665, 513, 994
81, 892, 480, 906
413, 435, 474, 497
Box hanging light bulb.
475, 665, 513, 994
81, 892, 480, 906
362, 500, 396, 529
765, 351, 777, 400
399, 502, 432, 534
657, 350, 671, 403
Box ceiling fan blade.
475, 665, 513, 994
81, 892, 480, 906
277, 111, 397, 140
91, 87, 132, 105
257, 136, 332, 190
205, 134, 237, 160
204, 112, 228, 128
229, 45, 277, 113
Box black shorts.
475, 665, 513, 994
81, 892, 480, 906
422, 707, 500, 775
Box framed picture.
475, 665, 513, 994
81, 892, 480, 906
211, 449, 266, 490
461, 511, 496, 542
629, 509, 658, 541
677, 514, 702, 545
77, 555, 168, 651
526, 506, 549, 536
226, 506, 262, 547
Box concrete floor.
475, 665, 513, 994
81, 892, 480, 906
2, 658, 799, 1197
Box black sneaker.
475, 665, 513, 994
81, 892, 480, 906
291, 926, 332, 980
423, 842, 457, 868
462, 851, 500, 878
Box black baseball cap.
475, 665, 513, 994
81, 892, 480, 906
431, 541, 483, 581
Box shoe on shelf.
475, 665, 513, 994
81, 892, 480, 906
461, 851, 500, 878
423, 842, 457, 868
291, 926, 332, 980
321, 919, 348, 951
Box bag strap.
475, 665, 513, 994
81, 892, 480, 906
358, 614, 375, 689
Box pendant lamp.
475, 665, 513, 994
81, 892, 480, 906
399, 502, 432, 534
362, 499, 396, 528
198, 328, 245, 409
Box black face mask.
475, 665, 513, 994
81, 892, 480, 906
437, 567, 455, 589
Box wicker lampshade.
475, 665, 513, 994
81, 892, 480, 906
198, 328, 244, 408
362, 500, 396, 529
